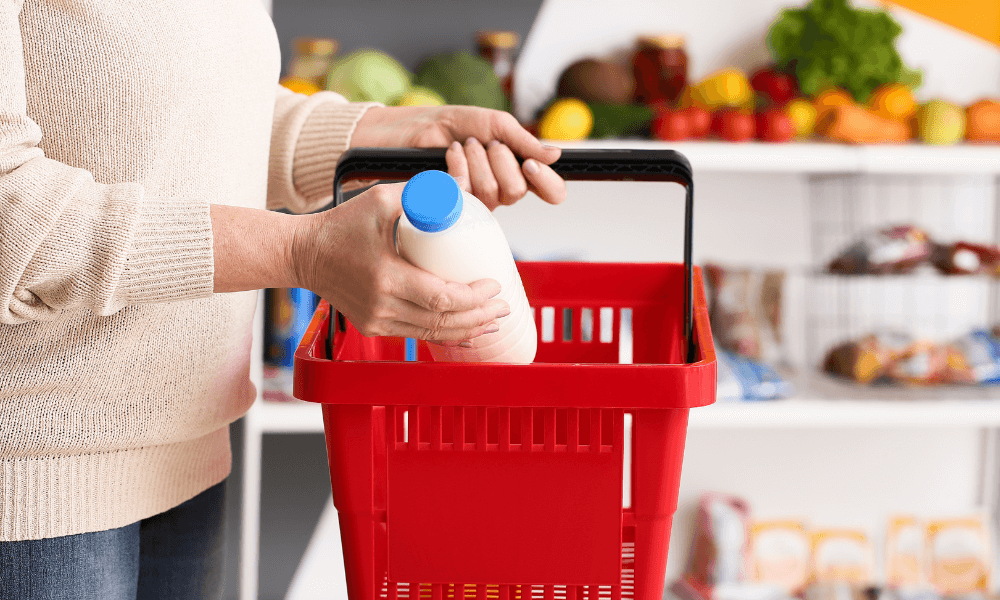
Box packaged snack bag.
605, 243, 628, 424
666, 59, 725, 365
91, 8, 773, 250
886, 516, 923, 589
887, 341, 955, 386
828, 225, 932, 275
823, 332, 913, 384
751, 521, 811, 594
704, 264, 786, 366
810, 530, 874, 585
930, 242, 1000, 276
685, 493, 753, 596
947, 331, 1000, 385
926, 518, 989, 595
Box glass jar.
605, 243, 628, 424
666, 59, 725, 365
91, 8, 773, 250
632, 34, 688, 106
476, 30, 520, 102
286, 37, 339, 89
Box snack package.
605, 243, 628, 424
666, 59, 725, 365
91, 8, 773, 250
828, 226, 933, 275
823, 332, 913, 384
705, 264, 786, 366
685, 493, 753, 595
886, 516, 923, 589
751, 521, 811, 594
945, 331, 1000, 385
887, 341, 956, 386
930, 242, 1000, 276
810, 529, 874, 585
720, 350, 795, 400
926, 518, 990, 595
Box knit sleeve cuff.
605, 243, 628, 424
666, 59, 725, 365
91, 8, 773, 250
121, 197, 214, 304
292, 98, 380, 211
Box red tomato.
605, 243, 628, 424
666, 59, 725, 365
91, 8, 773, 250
755, 109, 795, 142
652, 108, 691, 141
750, 67, 798, 106
711, 109, 755, 142
682, 106, 712, 139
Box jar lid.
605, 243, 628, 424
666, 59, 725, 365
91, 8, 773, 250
295, 37, 338, 57
477, 30, 520, 49
638, 34, 685, 50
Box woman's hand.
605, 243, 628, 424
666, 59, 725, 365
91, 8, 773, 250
350, 105, 567, 210
292, 181, 509, 344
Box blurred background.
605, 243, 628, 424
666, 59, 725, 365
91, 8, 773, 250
227, 0, 1000, 598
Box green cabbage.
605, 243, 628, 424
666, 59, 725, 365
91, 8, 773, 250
414, 51, 507, 111
767, 0, 921, 102
327, 49, 412, 104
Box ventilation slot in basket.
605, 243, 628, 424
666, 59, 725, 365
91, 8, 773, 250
391, 406, 622, 453
378, 541, 635, 599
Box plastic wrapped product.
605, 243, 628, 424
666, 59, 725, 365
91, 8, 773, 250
751, 521, 811, 595
685, 493, 752, 596
810, 529, 874, 585
828, 226, 932, 275
704, 264, 786, 365
930, 242, 1000, 276
886, 516, 923, 589
724, 351, 795, 400
947, 330, 1000, 385
823, 332, 913, 384
926, 518, 990, 595
887, 341, 955, 386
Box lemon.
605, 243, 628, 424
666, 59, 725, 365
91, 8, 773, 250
538, 98, 593, 140
392, 86, 446, 107
785, 99, 818, 137
695, 68, 752, 108
869, 83, 916, 121
280, 77, 321, 96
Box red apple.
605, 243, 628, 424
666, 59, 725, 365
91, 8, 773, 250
755, 108, 795, 142
652, 108, 691, 141
711, 109, 755, 142
682, 106, 712, 139
750, 67, 798, 106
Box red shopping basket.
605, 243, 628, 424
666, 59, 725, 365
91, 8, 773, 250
294, 149, 716, 600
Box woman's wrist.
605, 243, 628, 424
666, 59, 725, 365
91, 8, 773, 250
210, 204, 307, 293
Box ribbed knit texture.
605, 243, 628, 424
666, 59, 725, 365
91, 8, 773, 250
0, 0, 374, 541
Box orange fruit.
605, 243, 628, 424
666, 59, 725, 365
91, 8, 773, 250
813, 88, 854, 122
280, 77, 321, 96
869, 83, 917, 121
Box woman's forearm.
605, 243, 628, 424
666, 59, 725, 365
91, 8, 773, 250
210, 204, 305, 293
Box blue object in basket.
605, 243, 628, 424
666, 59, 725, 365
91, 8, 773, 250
264, 288, 320, 368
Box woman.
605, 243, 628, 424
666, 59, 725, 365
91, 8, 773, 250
0, 1, 567, 598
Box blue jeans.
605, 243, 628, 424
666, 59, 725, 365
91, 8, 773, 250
0, 480, 226, 600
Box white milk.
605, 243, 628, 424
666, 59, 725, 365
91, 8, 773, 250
396, 170, 537, 364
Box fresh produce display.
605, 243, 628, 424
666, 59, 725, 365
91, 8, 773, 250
586, 102, 654, 139
711, 109, 755, 142
821, 103, 910, 144
755, 108, 795, 142
414, 51, 507, 111
750, 67, 797, 106
766, 0, 921, 102
784, 99, 817, 137
326, 49, 411, 104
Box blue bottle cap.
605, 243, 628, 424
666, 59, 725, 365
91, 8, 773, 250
401, 170, 463, 233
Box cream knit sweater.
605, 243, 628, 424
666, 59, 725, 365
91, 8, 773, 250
0, 0, 377, 541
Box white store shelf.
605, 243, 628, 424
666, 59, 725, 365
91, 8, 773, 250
255, 374, 1000, 433
548, 140, 1000, 175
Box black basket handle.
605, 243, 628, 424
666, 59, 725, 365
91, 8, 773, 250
329, 148, 696, 363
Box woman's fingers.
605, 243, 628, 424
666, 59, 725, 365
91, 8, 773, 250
486, 141, 528, 206
394, 259, 501, 313
445, 141, 470, 190
390, 295, 510, 334
522, 158, 568, 205
390, 320, 500, 343
463, 137, 501, 210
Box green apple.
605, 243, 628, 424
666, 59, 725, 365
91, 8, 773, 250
918, 100, 966, 145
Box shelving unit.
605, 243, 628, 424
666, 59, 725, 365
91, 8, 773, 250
550, 140, 1000, 175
